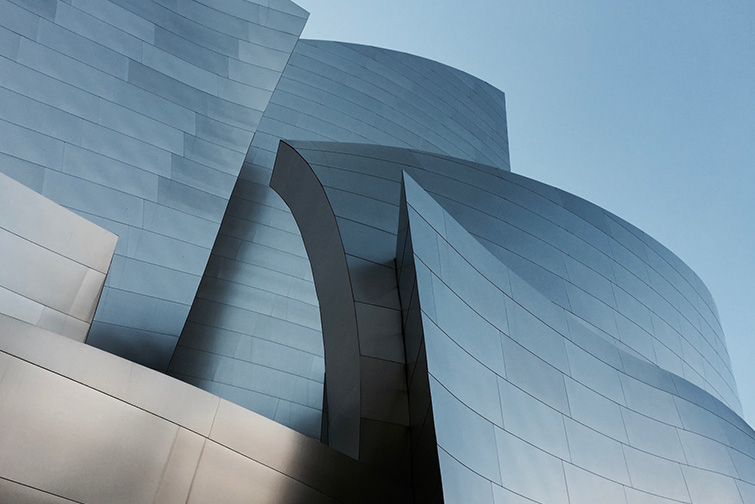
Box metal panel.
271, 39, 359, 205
171, 37, 512, 437
0, 357, 178, 504
430, 377, 501, 485
424, 318, 502, 427
564, 418, 631, 485
494, 427, 569, 504
623, 447, 690, 501
0, 313, 404, 504
0, 0, 306, 372
498, 378, 568, 459
564, 463, 628, 504
438, 448, 494, 504
0, 173, 116, 341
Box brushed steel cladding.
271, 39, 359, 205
0, 173, 407, 502
270, 140, 753, 502
0, 172, 117, 341
0, 315, 408, 504
397, 172, 755, 504
267, 40, 510, 170
270, 142, 412, 479
168, 39, 510, 437
0, 0, 307, 370
278, 140, 738, 413
416, 166, 738, 413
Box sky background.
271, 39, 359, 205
291, 0, 755, 423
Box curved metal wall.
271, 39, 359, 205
407, 160, 738, 412
276, 140, 738, 413
0, 0, 307, 370
0, 160, 406, 504
268, 140, 753, 503
168, 39, 510, 437
398, 173, 755, 503
0, 2, 751, 501
257, 40, 510, 171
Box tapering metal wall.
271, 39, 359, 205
272, 140, 755, 503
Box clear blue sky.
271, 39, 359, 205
292, 0, 755, 423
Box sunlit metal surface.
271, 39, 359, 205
0, 318, 406, 504
277, 140, 738, 413
398, 170, 755, 503
0, 172, 116, 341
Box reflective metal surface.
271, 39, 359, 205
397, 168, 754, 503
0, 172, 116, 342
0, 3, 753, 503
0, 0, 307, 370
0, 320, 406, 504
0, 172, 401, 501
169, 39, 510, 437
271, 141, 755, 502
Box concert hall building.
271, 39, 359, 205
0, 1, 752, 502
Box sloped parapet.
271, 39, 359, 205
0, 172, 117, 341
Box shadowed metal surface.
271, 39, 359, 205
0, 315, 408, 504
169, 39, 510, 437
271, 142, 411, 482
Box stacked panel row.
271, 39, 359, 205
268, 140, 753, 502
169, 39, 510, 437
398, 172, 755, 503
0, 298, 407, 504
0, 171, 116, 341
266, 140, 753, 502
0, 0, 307, 370
275, 140, 737, 412
404, 156, 738, 412
1, 2, 749, 502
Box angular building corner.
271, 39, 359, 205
0, 1, 753, 503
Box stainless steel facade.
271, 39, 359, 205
272, 141, 755, 503
0, 1, 753, 503
167, 39, 510, 438
0, 171, 117, 341
0, 0, 307, 370
0, 315, 405, 504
